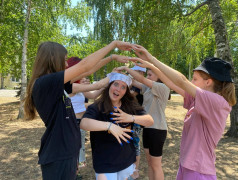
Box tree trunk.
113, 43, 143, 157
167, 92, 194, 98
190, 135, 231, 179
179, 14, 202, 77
1, 74, 4, 89
0, 0, 5, 90
207, 0, 238, 137
17, 0, 31, 119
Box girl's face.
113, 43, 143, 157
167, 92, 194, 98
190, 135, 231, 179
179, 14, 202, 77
109, 80, 127, 103
191, 71, 210, 90
80, 77, 90, 84
146, 70, 158, 81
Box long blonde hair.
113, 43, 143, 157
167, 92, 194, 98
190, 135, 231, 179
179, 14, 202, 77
24, 42, 67, 119
198, 71, 236, 106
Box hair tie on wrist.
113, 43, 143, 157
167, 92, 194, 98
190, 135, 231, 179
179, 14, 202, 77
132, 115, 135, 123
107, 122, 113, 132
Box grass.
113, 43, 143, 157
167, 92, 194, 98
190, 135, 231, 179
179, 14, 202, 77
0, 96, 237, 180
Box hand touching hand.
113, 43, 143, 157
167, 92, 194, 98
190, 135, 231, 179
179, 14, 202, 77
129, 57, 154, 69
112, 54, 130, 63
112, 67, 120, 73
114, 41, 133, 51
114, 66, 127, 73
130, 44, 153, 62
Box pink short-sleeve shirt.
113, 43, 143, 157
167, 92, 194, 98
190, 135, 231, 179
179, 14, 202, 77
180, 87, 231, 175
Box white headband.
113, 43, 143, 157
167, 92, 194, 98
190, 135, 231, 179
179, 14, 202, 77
107, 72, 132, 87
131, 65, 146, 72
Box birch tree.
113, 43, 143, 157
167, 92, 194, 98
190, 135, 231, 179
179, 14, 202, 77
18, 0, 31, 119
207, 0, 238, 137
183, 0, 238, 137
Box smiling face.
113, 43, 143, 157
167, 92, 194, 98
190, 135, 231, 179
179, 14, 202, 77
109, 80, 128, 104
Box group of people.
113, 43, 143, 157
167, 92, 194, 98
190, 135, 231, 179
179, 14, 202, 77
24, 40, 236, 180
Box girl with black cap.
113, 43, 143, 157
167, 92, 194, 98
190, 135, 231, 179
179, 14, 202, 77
129, 44, 236, 180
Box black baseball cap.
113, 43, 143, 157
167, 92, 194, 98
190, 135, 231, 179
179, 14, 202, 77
193, 57, 233, 82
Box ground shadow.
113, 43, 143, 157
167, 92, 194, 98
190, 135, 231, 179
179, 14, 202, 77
0, 127, 45, 180
0, 101, 20, 121
0, 96, 237, 180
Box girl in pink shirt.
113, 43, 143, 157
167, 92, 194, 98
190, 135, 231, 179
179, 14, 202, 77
128, 44, 236, 180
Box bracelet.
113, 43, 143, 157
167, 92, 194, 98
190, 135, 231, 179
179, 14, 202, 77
132, 115, 135, 123
107, 122, 113, 131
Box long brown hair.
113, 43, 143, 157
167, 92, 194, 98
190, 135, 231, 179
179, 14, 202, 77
24, 42, 68, 119
95, 82, 144, 115
197, 71, 236, 106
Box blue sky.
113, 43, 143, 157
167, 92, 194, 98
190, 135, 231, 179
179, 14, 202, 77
66, 0, 93, 36
71, 0, 79, 6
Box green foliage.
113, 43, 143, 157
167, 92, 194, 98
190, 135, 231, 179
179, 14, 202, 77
84, 0, 237, 76
0, 0, 24, 79
0, 0, 92, 80
221, 0, 238, 71
1, 0, 237, 82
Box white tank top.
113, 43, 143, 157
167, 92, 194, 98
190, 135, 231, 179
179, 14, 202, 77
70, 93, 86, 113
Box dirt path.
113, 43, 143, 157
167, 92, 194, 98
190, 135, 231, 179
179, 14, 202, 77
0, 96, 237, 180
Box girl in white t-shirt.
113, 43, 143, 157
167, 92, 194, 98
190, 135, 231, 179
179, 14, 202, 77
129, 44, 236, 180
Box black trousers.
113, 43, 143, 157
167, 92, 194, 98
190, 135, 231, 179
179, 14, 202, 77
41, 156, 78, 180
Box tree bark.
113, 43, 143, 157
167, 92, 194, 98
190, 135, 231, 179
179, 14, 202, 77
0, 0, 5, 90
1, 74, 4, 89
17, 0, 31, 119
207, 0, 238, 137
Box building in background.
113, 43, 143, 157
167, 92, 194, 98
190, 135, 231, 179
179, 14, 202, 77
0, 74, 20, 89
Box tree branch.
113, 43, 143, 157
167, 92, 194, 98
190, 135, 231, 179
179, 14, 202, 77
183, 22, 212, 48
159, 19, 212, 57
184, 1, 208, 17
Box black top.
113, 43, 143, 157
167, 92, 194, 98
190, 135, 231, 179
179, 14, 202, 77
32, 71, 81, 165
131, 86, 143, 106
83, 103, 146, 173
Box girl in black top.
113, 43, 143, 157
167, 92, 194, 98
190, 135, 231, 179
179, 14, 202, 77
24, 41, 134, 180
82, 72, 153, 180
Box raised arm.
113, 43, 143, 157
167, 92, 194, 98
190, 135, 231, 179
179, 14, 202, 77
131, 79, 143, 90
116, 66, 153, 88
131, 44, 196, 97
130, 58, 185, 97
71, 54, 130, 83
64, 41, 132, 83
83, 88, 104, 99
72, 77, 108, 93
